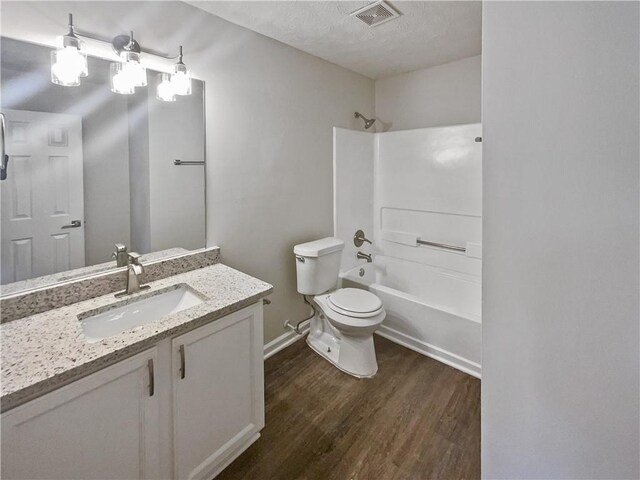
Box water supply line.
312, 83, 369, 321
285, 295, 316, 335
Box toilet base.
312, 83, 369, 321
306, 319, 378, 378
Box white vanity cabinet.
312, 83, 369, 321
1, 348, 161, 480
1, 302, 264, 480
172, 302, 265, 479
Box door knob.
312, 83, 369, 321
61, 220, 82, 229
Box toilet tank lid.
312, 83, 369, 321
294, 237, 344, 257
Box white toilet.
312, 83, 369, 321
294, 237, 385, 378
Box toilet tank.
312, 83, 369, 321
294, 237, 344, 295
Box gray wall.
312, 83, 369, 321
148, 80, 205, 253
482, 2, 639, 478
0, 1, 375, 343
202, 10, 374, 343
374, 55, 481, 131
82, 94, 131, 264
127, 92, 151, 255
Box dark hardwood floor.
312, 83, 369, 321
217, 335, 480, 480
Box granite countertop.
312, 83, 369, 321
1, 263, 273, 412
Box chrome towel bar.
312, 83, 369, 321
417, 239, 466, 253
174, 159, 204, 166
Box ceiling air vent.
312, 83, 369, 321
351, 0, 401, 28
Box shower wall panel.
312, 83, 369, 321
374, 124, 482, 277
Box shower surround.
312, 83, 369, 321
334, 124, 482, 376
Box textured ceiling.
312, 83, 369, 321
185, 1, 482, 79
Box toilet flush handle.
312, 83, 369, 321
295, 255, 305, 263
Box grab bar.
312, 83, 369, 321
174, 159, 204, 166
417, 239, 466, 253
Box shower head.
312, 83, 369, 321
354, 112, 376, 129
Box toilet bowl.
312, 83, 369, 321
308, 288, 385, 377
293, 238, 385, 378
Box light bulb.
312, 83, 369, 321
50, 36, 87, 87
110, 62, 134, 95
171, 50, 191, 96
119, 51, 147, 87
156, 73, 176, 102
110, 50, 148, 95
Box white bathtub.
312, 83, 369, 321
340, 256, 481, 377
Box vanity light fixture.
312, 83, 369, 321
156, 46, 191, 102
171, 46, 191, 96
110, 31, 147, 95
50, 14, 88, 86
50, 14, 193, 101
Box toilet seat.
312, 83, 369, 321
315, 293, 385, 330
323, 306, 385, 330
327, 288, 383, 318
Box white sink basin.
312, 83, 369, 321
80, 285, 204, 343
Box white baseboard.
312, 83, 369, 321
263, 321, 481, 378
375, 325, 481, 378
263, 320, 310, 360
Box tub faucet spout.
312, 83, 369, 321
357, 251, 372, 263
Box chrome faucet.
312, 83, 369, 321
112, 243, 129, 267
115, 252, 150, 297
357, 251, 373, 263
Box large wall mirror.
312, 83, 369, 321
0, 37, 206, 294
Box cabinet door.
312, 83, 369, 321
172, 303, 264, 480
1, 348, 160, 480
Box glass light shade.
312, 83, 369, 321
50, 40, 88, 86
119, 51, 147, 87
156, 73, 176, 102
171, 63, 191, 96
109, 62, 135, 95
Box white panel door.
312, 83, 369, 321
172, 303, 264, 480
0, 109, 84, 284
1, 348, 160, 480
